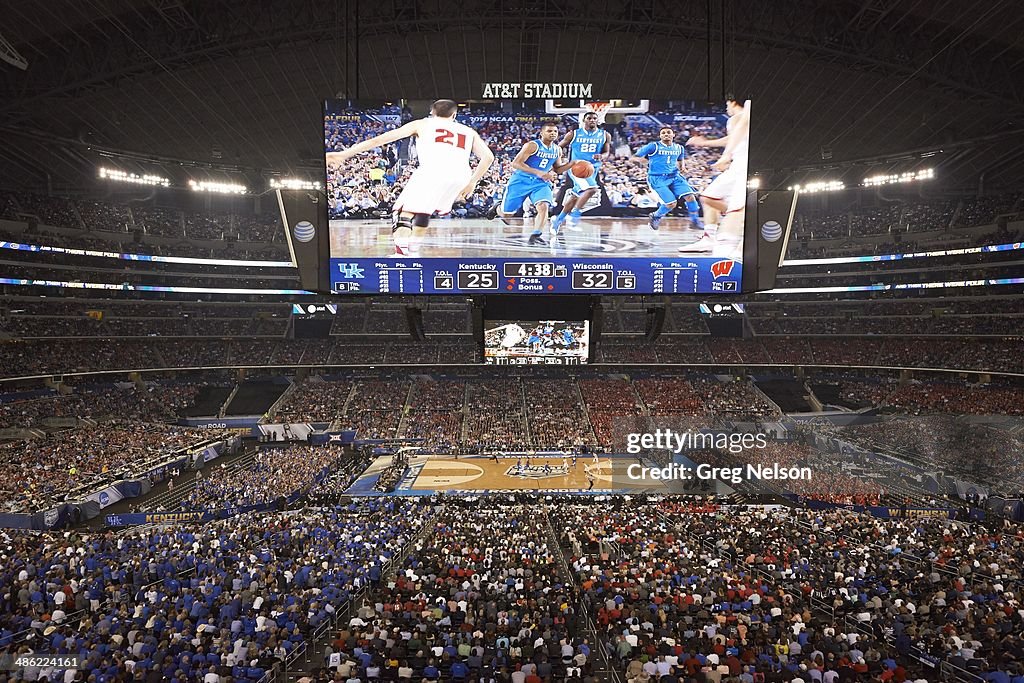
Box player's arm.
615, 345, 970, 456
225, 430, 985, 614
593, 131, 612, 162
631, 142, 655, 164
677, 152, 688, 175
326, 120, 420, 164
511, 142, 553, 180
715, 106, 750, 170
687, 136, 728, 148
557, 130, 575, 153
459, 133, 496, 200
552, 154, 574, 175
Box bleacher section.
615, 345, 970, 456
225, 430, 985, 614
755, 378, 814, 412
223, 378, 289, 416
181, 384, 233, 417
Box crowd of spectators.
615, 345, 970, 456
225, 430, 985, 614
182, 445, 343, 511
790, 192, 1021, 244
0, 498, 426, 683
524, 379, 596, 449
0, 423, 228, 513
551, 499, 1024, 683
320, 501, 595, 683
4, 462, 1024, 683
399, 380, 466, 449
840, 417, 1024, 495
464, 380, 528, 452
689, 378, 780, 422
0, 383, 199, 429
274, 380, 353, 424
883, 382, 1024, 416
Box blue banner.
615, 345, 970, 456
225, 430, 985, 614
178, 416, 262, 430
309, 430, 356, 445
795, 497, 955, 519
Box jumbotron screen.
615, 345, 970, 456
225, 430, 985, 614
483, 320, 590, 365
323, 98, 751, 294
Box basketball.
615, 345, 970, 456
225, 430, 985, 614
571, 160, 594, 178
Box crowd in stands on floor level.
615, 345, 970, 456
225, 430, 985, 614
3, 477, 1024, 682
553, 499, 1024, 683
317, 502, 596, 683
0, 498, 426, 683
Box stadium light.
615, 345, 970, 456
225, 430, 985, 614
269, 178, 321, 191
862, 168, 935, 187
787, 180, 845, 194
746, 178, 761, 190
98, 167, 170, 187
188, 179, 247, 195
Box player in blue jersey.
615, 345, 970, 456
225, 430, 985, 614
494, 120, 573, 246
632, 126, 703, 231
528, 327, 542, 353
551, 111, 612, 233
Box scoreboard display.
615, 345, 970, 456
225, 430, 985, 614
319, 97, 756, 295
484, 320, 590, 365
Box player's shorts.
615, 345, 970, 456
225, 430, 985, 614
566, 165, 600, 196
701, 162, 746, 213
393, 167, 471, 215
649, 174, 696, 205
502, 176, 554, 214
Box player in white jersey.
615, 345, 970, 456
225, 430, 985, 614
681, 97, 750, 256
485, 323, 527, 351
326, 99, 495, 256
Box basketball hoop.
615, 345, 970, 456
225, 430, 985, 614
583, 101, 611, 125
544, 99, 649, 121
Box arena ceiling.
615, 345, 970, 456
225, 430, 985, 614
1, 0, 1023, 192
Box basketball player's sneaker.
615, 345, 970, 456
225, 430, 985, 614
550, 213, 567, 235
484, 204, 500, 220
649, 214, 662, 231
528, 233, 547, 246
678, 234, 715, 253
567, 209, 584, 231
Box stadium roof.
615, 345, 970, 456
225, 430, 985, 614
1, 0, 1023, 191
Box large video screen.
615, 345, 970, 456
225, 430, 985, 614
324, 98, 750, 294
484, 320, 590, 365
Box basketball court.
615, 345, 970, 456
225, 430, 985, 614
346, 453, 684, 494
329, 216, 720, 258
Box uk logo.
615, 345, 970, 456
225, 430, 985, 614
337, 263, 365, 279
710, 260, 736, 278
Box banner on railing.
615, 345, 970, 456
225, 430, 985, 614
105, 511, 208, 526
308, 429, 355, 445
795, 497, 955, 519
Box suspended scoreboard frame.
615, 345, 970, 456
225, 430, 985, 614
284, 95, 796, 296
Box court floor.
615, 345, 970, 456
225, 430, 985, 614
402, 455, 675, 492
329, 216, 721, 259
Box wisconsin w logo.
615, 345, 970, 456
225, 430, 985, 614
710, 260, 736, 278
